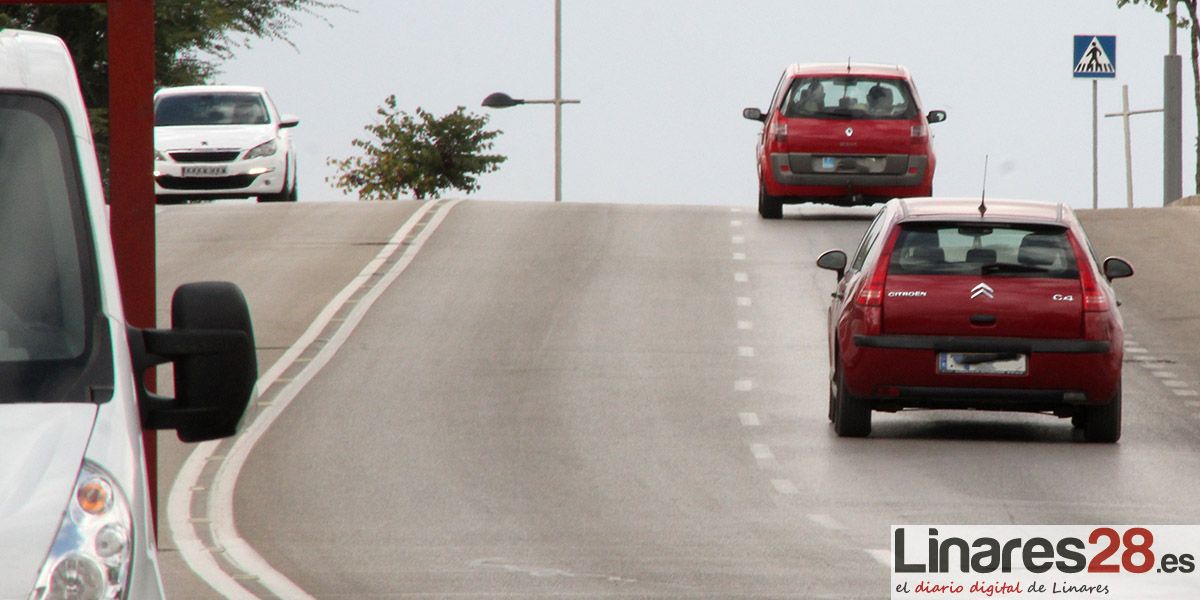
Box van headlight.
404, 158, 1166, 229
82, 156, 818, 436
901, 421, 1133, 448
29, 461, 133, 600
244, 139, 278, 159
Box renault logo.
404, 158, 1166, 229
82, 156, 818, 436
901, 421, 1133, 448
845, 127, 854, 137
970, 282, 994, 299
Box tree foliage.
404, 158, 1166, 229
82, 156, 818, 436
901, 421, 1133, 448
0, 1, 342, 176
328, 96, 507, 200
1117, 0, 1200, 193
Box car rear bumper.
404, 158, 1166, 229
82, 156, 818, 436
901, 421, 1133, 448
769, 153, 928, 188
843, 334, 1121, 409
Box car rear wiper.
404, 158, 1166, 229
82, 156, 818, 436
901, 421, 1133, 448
980, 262, 1051, 275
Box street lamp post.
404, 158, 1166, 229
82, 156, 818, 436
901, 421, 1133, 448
482, 0, 580, 202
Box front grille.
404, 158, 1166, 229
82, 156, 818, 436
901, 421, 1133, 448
168, 150, 241, 163
156, 174, 259, 190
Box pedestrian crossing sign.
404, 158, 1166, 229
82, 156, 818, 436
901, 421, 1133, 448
1074, 35, 1116, 78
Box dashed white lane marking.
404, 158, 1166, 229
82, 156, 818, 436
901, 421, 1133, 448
1153, 371, 1177, 379
1173, 389, 1199, 397
737, 320, 754, 330
732, 235, 745, 244
1126, 347, 1149, 354
732, 252, 746, 261
750, 444, 775, 460
730, 220, 743, 227
807, 514, 845, 530
738, 346, 756, 358
1163, 380, 1188, 388
736, 296, 752, 307
866, 549, 891, 567
734, 272, 748, 283
730, 207, 742, 213
1186, 400, 1200, 407
772, 479, 799, 495
735, 379, 754, 392
739, 412, 761, 426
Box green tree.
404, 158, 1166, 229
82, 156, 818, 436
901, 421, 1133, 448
1117, 0, 1200, 193
0, 1, 342, 176
328, 96, 507, 200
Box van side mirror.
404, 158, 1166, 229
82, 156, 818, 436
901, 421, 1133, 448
817, 249, 848, 280
927, 110, 947, 124
743, 107, 766, 122
1103, 256, 1134, 281
129, 281, 257, 442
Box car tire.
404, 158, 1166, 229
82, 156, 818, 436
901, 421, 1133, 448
828, 351, 839, 422
758, 184, 782, 220
1083, 387, 1121, 443
832, 367, 871, 437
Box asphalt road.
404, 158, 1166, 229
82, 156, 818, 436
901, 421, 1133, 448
155, 201, 1200, 598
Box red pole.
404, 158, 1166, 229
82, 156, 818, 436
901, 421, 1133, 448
106, 0, 158, 531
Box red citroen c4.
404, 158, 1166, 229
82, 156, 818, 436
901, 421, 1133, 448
744, 63, 945, 219
816, 198, 1133, 442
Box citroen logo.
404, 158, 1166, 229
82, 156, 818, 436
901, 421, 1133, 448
970, 282, 994, 299
845, 127, 854, 137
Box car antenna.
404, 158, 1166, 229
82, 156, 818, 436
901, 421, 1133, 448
978, 155, 989, 218
846, 57, 852, 73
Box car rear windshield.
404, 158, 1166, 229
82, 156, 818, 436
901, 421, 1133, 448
887, 223, 1079, 279
155, 92, 270, 126
782, 76, 916, 120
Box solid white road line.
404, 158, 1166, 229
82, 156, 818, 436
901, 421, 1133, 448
169, 199, 452, 599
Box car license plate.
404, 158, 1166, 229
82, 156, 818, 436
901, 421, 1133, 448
937, 352, 1027, 375
821, 156, 837, 170
181, 165, 228, 177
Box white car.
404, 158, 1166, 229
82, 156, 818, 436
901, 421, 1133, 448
0, 30, 256, 597
153, 85, 299, 203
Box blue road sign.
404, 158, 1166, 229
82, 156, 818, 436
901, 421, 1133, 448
1074, 35, 1116, 78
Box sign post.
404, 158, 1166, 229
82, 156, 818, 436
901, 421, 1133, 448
1074, 35, 1117, 209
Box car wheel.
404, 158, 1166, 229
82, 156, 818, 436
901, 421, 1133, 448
828, 351, 839, 422
758, 183, 782, 220
1083, 387, 1121, 443
832, 367, 871, 437
1071, 411, 1086, 429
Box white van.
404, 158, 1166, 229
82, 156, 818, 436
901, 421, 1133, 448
0, 30, 256, 598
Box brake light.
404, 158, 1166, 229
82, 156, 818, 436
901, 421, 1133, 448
855, 228, 900, 335
771, 121, 788, 144
911, 124, 927, 138
1068, 234, 1107, 313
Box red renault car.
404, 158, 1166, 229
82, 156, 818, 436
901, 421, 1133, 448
744, 63, 945, 219
816, 198, 1133, 442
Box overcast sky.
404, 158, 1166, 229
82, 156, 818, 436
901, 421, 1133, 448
217, 1, 1181, 210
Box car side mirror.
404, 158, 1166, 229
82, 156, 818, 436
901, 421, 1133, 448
129, 281, 257, 442
1103, 256, 1134, 281
927, 110, 947, 124
817, 249, 848, 280
279, 114, 300, 129
743, 107, 766, 122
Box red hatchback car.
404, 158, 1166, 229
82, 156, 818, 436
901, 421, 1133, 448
816, 198, 1133, 442
744, 63, 945, 219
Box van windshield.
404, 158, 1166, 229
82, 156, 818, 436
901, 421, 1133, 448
887, 223, 1080, 279
783, 76, 916, 120
0, 93, 107, 402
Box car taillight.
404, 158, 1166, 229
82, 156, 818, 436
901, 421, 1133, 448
855, 229, 900, 335
1068, 233, 1110, 340
911, 124, 927, 138
771, 121, 788, 145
